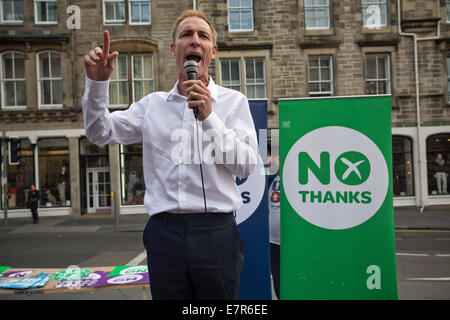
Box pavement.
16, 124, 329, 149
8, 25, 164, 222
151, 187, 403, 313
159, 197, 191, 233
0, 214, 149, 234
1, 206, 449, 233
394, 206, 450, 230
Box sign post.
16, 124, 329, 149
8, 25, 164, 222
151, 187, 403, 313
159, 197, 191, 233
2, 131, 7, 228
279, 96, 397, 299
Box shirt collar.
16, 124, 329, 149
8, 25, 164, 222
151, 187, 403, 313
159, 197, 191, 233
167, 76, 218, 102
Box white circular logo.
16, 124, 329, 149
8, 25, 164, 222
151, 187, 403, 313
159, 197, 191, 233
235, 155, 265, 224
119, 266, 147, 275
107, 274, 143, 285
283, 126, 389, 230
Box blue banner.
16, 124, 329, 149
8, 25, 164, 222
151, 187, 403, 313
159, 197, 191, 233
236, 100, 271, 300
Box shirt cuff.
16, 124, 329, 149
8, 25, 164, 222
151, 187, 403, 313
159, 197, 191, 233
86, 76, 110, 92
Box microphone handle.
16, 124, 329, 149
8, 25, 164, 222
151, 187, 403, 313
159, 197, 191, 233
187, 72, 198, 119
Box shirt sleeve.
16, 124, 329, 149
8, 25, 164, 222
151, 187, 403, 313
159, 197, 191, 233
82, 77, 144, 145
202, 94, 258, 179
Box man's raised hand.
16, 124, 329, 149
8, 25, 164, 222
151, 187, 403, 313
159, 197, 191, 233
84, 30, 119, 81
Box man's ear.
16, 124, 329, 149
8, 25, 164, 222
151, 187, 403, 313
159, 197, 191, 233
211, 45, 218, 59
170, 43, 176, 57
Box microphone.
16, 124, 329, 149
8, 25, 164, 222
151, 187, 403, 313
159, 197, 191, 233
184, 60, 199, 119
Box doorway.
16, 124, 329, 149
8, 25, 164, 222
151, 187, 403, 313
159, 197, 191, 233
86, 168, 111, 213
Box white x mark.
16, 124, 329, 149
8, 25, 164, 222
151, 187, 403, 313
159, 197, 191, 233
341, 157, 365, 180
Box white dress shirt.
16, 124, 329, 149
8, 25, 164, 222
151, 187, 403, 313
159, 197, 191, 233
82, 77, 258, 216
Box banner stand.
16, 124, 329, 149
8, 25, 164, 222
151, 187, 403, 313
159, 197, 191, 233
280, 95, 398, 300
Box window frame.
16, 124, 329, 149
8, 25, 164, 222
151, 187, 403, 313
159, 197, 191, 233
34, 0, 58, 25
0, 138, 35, 210
128, 0, 151, 25
36, 50, 63, 109
220, 58, 242, 93
362, 0, 387, 29
37, 137, 71, 208
304, 0, 330, 30
426, 134, 450, 195
109, 54, 129, 108
0, 0, 24, 24
446, 0, 450, 23
131, 53, 154, 103
307, 55, 334, 97
447, 54, 450, 101
244, 58, 267, 99
103, 0, 126, 25
119, 143, 146, 206
219, 56, 268, 100
0, 50, 27, 110
364, 52, 391, 95
227, 0, 254, 32
392, 135, 415, 197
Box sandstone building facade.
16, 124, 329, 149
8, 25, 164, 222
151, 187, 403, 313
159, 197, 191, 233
0, 0, 449, 218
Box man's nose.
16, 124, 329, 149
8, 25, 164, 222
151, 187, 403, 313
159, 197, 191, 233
190, 33, 200, 47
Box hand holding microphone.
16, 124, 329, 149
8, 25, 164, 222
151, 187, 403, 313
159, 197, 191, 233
183, 60, 212, 121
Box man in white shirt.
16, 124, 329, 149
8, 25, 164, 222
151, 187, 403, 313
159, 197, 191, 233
82, 10, 258, 299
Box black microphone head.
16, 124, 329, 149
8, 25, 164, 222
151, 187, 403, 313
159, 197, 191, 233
184, 60, 198, 80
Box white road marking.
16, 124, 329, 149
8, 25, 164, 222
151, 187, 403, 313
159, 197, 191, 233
396, 252, 450, 257
396, 253, 429, 257
126, 250, 147, 266
406, 277, 450, 281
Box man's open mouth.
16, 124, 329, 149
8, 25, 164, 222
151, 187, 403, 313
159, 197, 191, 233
186, 54, 201, 63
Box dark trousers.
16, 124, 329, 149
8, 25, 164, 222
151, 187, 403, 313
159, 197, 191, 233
270, 243, 280, 299
31, 208, 39, 223
142, 212, 244, 300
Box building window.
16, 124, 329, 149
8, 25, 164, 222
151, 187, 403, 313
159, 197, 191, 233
220, 59, 241, 92
365, 53, 390, 94
228, 0, 253, 31
305, 0, 330, 30
132, 54, 154, 102
220, 57, 267, 99
308, 55, 333, 96
109, 54, 128, 107
245, 58, 266, 99
34, 0, 57, 24
362, 0, 387, 28
447, 55, 450, 99
0, 138, 34, 210
37, 51, 63, 108
1, 51, 26, 110
120, 143, 145, 205
392, 136, 414, 197
129, 0, 150, 25
1, 0, 23, 24
446, 0, 450, 23
38, 138, 70, 208
426, 134, 450, 195
103, 0, 125, 25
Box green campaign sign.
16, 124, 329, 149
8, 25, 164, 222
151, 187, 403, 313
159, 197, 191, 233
279, 96, 398, 299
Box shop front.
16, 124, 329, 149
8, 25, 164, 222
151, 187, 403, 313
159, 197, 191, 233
1, 126, 450, 219
1, 133, 74, 219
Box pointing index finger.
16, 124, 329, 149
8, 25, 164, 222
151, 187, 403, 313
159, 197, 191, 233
103, 30, 110, 59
